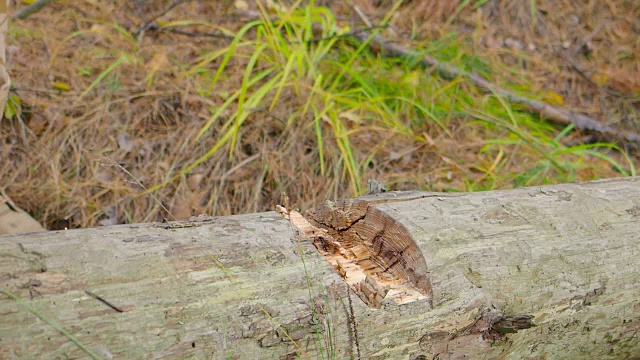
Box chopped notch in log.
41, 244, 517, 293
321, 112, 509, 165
283, 199, 432, 308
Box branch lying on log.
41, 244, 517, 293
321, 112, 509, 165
348, 7, 640, 150
2, 178, 640, 359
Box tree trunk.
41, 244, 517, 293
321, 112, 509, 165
1, 178, 640, 359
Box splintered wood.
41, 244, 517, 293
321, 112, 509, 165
278, 200, 432, 308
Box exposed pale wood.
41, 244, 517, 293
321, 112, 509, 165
2, 178, 640, 359
300, 200, 432, 308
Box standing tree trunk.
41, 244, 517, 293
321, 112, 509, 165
1, 178, 640, 359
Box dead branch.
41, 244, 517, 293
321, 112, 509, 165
12, 0, 55, 20
132, 0, 194, 38
348, 7, 640, 149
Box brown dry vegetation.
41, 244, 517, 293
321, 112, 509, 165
1, 0, 639, 229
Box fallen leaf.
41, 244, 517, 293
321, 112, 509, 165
602, 65, 640, 93
169, 195, 192, 220
51, 81, 72, 91
117, 132, 134, 152
0, 65, 10, 119
27, 112, 47, 133
591, 73, 608, 86
187, 173, 205, 190
543, 90, 564, 105
234, 0, 248, 10
4, 94, 21, 119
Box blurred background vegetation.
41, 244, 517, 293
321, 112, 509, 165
1, 0, 639, 229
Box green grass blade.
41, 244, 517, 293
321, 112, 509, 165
72, 55, 128, 106
210, 20, 264, 90
1, 289, 103, 360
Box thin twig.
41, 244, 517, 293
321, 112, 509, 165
534, 15, 638, 101
159, 20, 387, 45
555, 49, 640, 101
160, 27, 235, 40
352, 5, 373, 28
101, 158, 176, 221
211, 153, 261, 216
85, 291, 124, 313
12, 86, 61, 94
352, 4, 400, 38
300, 25, 389, 44
132, 0, 194, 37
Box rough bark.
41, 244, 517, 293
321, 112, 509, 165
1, 178, 640, 359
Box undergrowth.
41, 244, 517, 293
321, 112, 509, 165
2, 1, 639, 358
177, 1, 634, 195
1, 0, 637, 228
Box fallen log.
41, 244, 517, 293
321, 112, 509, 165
1, 178, 640, 359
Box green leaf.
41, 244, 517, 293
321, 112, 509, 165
4, 94, 21, 119
51, 81, 72, 91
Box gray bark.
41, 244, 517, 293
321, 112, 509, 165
1, 177, 640, 359
12, 0, 55, 20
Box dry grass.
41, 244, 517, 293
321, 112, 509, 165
1, 0, 638, 229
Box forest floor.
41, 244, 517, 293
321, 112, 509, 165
2, 0, 639, 229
